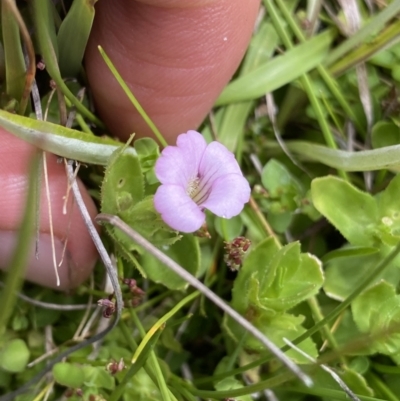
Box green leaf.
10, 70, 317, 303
135, 137, 159, 160
1, 2, 25, 105
82, 365, 115, 390
57, 0, 96, 77
232, 239, 323, 314
120, 196, 180, 248
324, 246, 400, 301
216, 29, 335, 105
376, 174, 400, 245
352, 281, 400, 356
0, 109, 124, 165
261, 159, 304, 214
231, 237, 280, 314
321, 246, 379, 263
226, 238, 323, 361
214, 215, 243, 241
161, 327, 183, 353
134, 137, 160, 178
311, 176, 379, 246
53, 363, 86, 388
0, 339, 30, 373
313, 366, 373, 397
224, 312, 318, 364
214, 377, 252, 401
101, 144, 145, 215
141, 234, 200, 290
372, 121, 400, 149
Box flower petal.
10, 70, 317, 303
155, 131, 207, 186
198, 141, 243, 187
201, 174, 251, 218
154, 184, 206, 233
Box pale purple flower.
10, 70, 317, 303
154, 130, 251, 233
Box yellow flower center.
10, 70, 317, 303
187, 176, 200, 198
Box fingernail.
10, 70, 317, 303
0, 231, 77, 290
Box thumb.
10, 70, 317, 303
85, 0, 260, 142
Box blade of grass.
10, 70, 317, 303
57, 0, 96, 77
131, 291, 199, 364
31, 0, 104, 127
329, 19, 400, 76
325, 0, 400, 66
1, 0, 25, 106
130, 311, 176, 401
110, 325, 164, 401
215, 28, 335, 105
265, 139, 400, 171
98, 46, 168, 147
2, 0, 35, 115
265, 0, 348, 181
274, 0, 364, 133
0, 109, 135, 165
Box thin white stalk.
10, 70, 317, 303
66, 161, 123, 315
96, 213, 313, 388
283, 338, 360, 401
42, 152, 60, 287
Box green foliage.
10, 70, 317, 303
313, 175, 400, 300
5, 1, 400, 400
141, 234, 200, 290
312, 176, 378, 247
259, 159, 318, 232
0, 339, 30, 373
352, 281, 400, 359
52, 363, 86, 388
224, 238, 323, 362
214, 215, 243, 241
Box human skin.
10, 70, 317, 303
0, 0, 260, 289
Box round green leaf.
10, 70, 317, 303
0, 339, 30, 373
52, 362, 85, 388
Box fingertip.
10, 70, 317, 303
86, 0, 260, 142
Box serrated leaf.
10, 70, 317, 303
352, 280, 400, 356
311, 176, 379, 246
232, 239, 323, 315
231, 237, 280, 313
